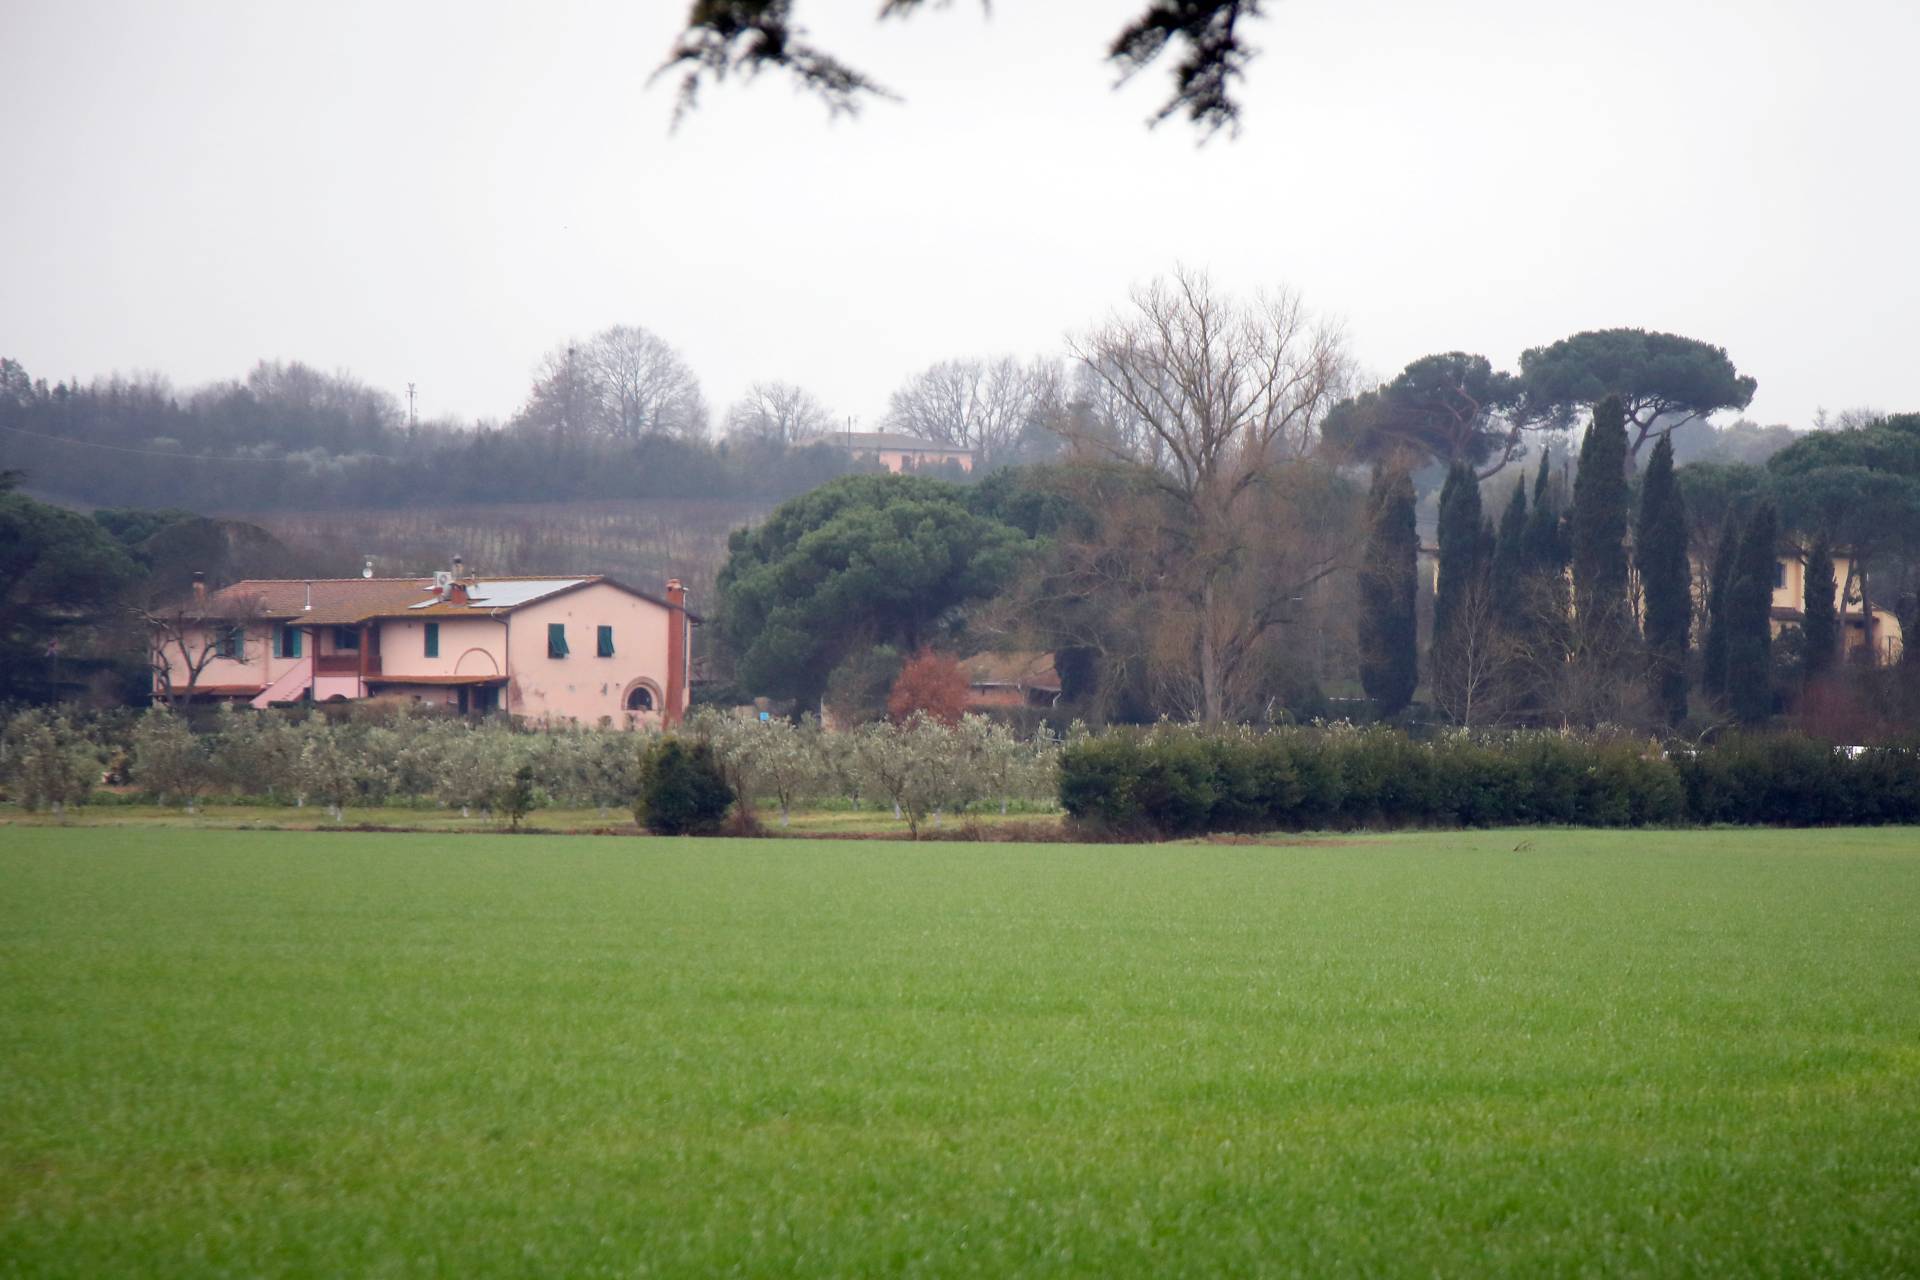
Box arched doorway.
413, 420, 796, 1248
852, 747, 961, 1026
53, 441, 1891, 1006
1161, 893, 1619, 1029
621, 679, 663, 726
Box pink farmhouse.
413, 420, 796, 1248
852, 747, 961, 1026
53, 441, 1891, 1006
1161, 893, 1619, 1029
151, 566, 696, 726
840, 431, 974, 474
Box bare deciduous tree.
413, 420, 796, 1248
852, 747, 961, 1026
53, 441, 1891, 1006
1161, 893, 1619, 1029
1509, 576, 1656, 731
586, 324, 709, 442
138, 592, 264, 708
883, 356, 1064, 468
1428, 579, 1518, 728
1059, 268, 1350, 722
514, 325, 709, 444
725, 381, 835, 446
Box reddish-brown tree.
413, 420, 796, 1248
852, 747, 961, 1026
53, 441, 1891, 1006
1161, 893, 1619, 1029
886, 650, 970, 726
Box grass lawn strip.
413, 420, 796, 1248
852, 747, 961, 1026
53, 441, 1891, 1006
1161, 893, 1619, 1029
2, 828, 1916, 1276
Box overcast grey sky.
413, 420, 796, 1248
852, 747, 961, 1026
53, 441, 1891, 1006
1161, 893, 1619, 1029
3, 0, 1916, 434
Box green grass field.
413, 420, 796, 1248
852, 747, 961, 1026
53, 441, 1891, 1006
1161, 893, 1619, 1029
4, 828, 1919, 1277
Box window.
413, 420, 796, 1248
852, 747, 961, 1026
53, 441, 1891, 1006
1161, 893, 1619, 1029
548, 623, 569, 658
277, 625, 302, 659
1774, 561, 1787, 590
625, 685, 655, 712
597, 625, 614, 657
424, 622, 439, 658
334, 627, 360, 651
216, 625, 245, 659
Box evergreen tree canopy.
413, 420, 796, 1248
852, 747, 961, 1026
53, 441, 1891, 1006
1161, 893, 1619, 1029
1518, 328, 1757, 461
715, 474, 1031, 706
1432, 465, 1483, 645
1321, 353, 1524, 476
659, 0, 1273, 134
1726, 502, 1780, 725
1571, 394, 1631, 625
1357, 466, 1418, 717
1635, 433, 1691, 725
1801, 534, 1839, 681
0, 481, 141, 702
1522, 449, 1565, 573
1701, 516, 1740, 702
1430, 464, 1487, 718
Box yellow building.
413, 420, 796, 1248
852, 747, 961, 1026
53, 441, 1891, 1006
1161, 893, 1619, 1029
1770, 548, 1903, 664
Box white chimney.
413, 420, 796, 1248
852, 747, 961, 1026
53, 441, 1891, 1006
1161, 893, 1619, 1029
362, 557, 374, 579
303, 581, 312, 611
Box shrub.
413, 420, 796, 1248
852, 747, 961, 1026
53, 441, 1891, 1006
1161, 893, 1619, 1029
635, 738, 734, 835
1131, 731, 1217, 837
1056, 725, 1902, 840
823, 645, 903, 726
887, 650, 970, 726
497, 764, 540, 830
1, 710, 99, 812
1057, 735, 1147, 833
131, 707, 211, 811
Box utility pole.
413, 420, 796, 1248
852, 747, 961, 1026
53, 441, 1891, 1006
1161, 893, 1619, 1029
406, 383, 418, 434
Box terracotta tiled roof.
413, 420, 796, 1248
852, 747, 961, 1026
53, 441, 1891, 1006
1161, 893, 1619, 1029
198, 574, 700, 626
204, 578, 440, 626
963, 651, 1061, 691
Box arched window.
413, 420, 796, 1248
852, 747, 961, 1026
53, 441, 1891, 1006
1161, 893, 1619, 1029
625, 685, 655, 712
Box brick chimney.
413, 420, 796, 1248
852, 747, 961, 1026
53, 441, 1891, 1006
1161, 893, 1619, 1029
192, 571, 206, 604
664, 579, 688, 728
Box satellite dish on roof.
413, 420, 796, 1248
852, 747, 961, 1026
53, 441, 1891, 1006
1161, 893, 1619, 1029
433, 571, 453, 589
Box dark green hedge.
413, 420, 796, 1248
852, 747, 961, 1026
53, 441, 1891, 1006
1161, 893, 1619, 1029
1058, 727, 1920, 838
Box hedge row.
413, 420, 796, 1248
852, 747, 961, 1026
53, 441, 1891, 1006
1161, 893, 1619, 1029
1058, 727, 1920, 837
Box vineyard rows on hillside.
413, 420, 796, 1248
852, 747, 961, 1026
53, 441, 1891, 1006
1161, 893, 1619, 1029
241, 498, 774, 605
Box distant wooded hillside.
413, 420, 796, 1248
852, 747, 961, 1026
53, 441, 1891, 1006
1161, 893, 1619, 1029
247, 498, 771, 609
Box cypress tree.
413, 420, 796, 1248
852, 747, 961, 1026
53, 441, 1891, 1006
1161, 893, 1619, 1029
1635, 433, 1691, 725
1571, 393, 1631, 627
1726, 501, 1779, 724
1357, 466, 1418, 717
1433, 464, 1483, 644
1517, 448, 1569, 657
1522, 449, 1564, 573
1700, 516, 1739, 702
1490, 479, 1528, 636
1801, 534, 1839, 680
1431, 463, 1485, 718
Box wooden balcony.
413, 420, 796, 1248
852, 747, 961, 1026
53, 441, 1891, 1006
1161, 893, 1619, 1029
314, 653, 380, 676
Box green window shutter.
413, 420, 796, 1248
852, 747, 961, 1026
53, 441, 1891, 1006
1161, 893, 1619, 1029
278, 626, 302, 658
548, 623, 569, 658
597, 625, 614, 657
425, 623, 440, 658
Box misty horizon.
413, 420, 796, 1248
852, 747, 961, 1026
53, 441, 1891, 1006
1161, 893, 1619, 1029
5, 1, 1918, 437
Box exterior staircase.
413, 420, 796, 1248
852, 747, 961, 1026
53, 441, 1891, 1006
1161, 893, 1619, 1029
250, 656, 313, 709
